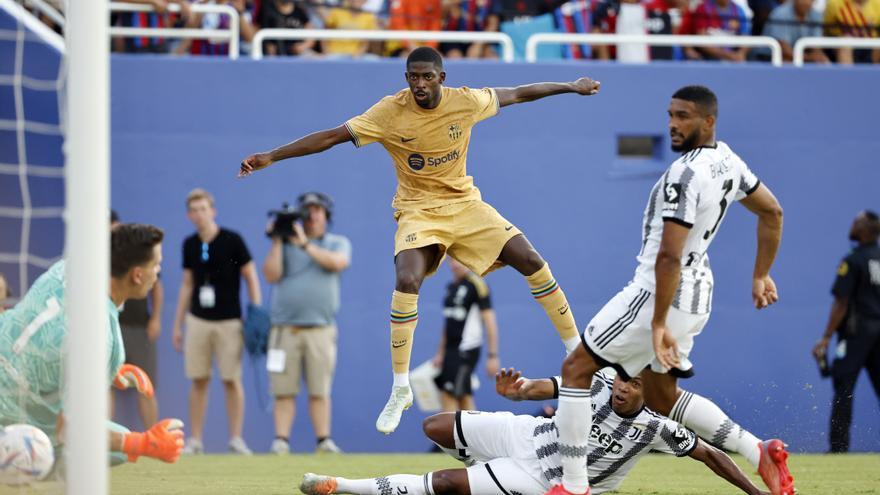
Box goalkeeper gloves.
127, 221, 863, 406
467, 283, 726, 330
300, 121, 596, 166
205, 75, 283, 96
113, 364, 155, 398
122, 419, 185, 463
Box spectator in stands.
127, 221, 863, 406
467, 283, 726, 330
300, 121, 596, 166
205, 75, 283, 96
431, 258, 500, 412
813, 210, 880, 452
553, 0, 594, 60
26, 0, 64, 34
764, 0, 829, 62
361, 0, 387, 14
748, 0, 780, 36
440, 0, 499, 59
172, 188, 262, 455
259, 0, 318, 56
385, 0, 443, 57
175, 0, 259, 56
262, 192, 351, 455
591, 0, 655, 63
823, 0, 880, 64
686, 0, 751, 61
110, 211, 163, 430
590, 0, 684, 61
487, 0, 568, 59
489, 0, 566, 22
112, 0, 193, 53
644, 0, 684, 59
0, 272, 9, 314
322, 0, 380, 58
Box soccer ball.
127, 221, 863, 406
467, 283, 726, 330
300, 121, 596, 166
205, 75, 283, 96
0, 424, 55, 485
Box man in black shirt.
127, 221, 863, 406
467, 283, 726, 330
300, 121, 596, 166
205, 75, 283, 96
172, 189, 262, 455
813, 210, 880, 452
258, 0, 317, 56
432, 258, 500, 412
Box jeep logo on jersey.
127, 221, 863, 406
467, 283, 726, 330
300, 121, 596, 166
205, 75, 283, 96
590, 424, 624, 454
448, 122, 463, 141
408, 153, 426, 171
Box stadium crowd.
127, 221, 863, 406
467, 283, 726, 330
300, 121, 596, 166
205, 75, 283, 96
20, 0, 880, 63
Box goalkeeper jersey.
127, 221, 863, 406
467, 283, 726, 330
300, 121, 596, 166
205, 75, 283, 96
0, 261, 124, 442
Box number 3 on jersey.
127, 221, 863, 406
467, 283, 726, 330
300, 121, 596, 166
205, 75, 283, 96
703, 179, 734, 240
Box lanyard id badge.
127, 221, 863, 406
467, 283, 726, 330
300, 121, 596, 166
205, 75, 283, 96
199, 284, 216, 308
198, 241, 216, 308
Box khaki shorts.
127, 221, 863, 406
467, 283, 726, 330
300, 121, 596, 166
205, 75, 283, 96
394, 200, 522, 277
184, 314, 243, 381
269, 325, 337, 398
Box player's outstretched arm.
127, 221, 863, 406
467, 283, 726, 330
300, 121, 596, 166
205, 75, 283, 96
739, 184, 783, 309
239, 125, 354, 177
652, 220, 689, 370
688, 439, 769, 495
494, 77, 600, 108
494, 368, 556, 401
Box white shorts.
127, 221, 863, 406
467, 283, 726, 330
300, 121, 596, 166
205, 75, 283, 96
582, 284, 710, 380
453, 411, 550, 495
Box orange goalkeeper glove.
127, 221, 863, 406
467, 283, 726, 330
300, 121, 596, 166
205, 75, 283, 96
122, 419, 185, 463
112, 364, 155, 398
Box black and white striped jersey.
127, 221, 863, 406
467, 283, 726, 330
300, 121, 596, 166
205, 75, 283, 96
535, 371, 698, 494
632, 141, 760, 315
442, 273, 492, 352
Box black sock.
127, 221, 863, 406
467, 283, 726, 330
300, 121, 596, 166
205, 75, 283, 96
316, 436, 328, 445
275, 435, 289, 443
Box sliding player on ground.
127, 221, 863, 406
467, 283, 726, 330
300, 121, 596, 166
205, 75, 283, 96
300, 368, 769, 495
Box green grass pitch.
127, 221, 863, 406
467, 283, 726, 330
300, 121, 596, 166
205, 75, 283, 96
2, 453, 877, 494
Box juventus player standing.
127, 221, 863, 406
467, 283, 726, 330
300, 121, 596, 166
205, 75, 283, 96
549, 86, 793, 495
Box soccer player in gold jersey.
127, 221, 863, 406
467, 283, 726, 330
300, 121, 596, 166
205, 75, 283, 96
240, 47, 600, 434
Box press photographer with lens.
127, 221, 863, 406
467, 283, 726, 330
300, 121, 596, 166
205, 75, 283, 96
262, 192, 352, 454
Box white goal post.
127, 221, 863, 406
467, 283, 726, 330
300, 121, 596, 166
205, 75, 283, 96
65, 0, 110, 493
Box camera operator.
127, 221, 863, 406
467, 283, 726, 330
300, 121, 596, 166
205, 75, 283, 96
262, 192, 351, 454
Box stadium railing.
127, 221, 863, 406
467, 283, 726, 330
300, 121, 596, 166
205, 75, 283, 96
19, 0, 63, 28
251, 28, 516, 62
793, 36, 880, 66
108, 2, 240, 60
525, 33, 784, 66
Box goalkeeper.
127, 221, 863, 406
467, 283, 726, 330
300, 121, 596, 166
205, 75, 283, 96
0, 223, 183, 464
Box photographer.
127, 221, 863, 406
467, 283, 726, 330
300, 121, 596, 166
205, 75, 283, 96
262, 192, 351, 454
